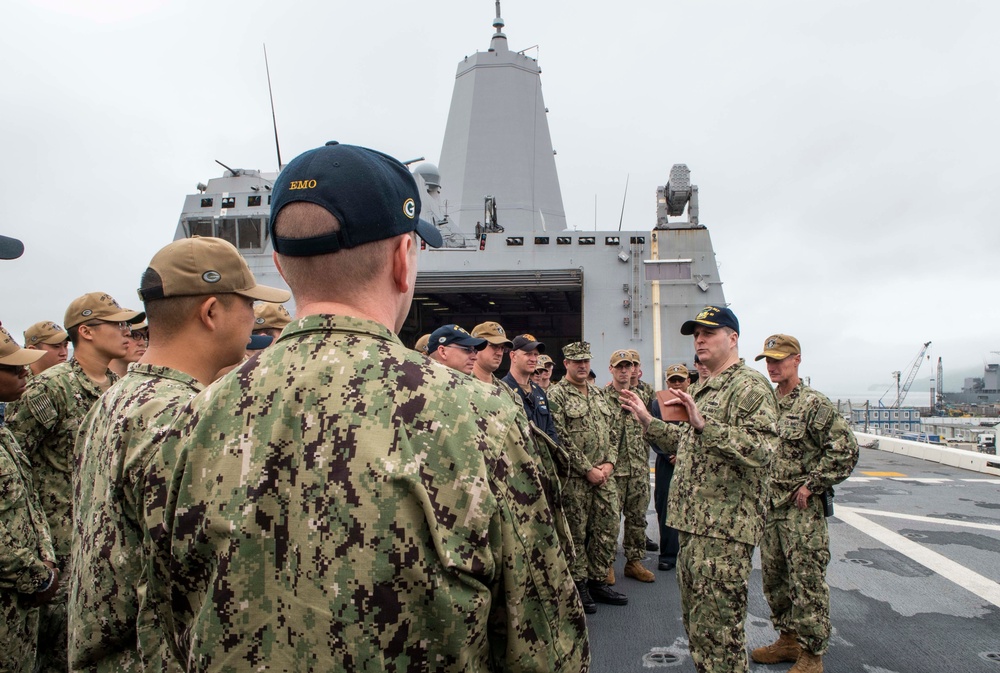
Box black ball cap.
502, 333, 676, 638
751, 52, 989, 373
680, 305, 739, 336
269, 142, 443, 256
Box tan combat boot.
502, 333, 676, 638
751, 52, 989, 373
623, 560, 655, 583
788, 650, 823, 673
606, 567, 615, 585
750, 632, 801, 664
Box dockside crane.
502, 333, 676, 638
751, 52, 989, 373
892, 341, 932, 408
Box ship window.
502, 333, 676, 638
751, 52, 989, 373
237, 218, 264, 250
268, 195, 272, 205
200, 198, 214, 208
187, 218, 213, 238
248, 195, 262, 207
557, 237, 572, 245
217, 219, 238, 247
578, 237, 596, 245
221, 197, 236, 209
535, 237, 550, 245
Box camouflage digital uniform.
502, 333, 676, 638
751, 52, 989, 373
69, 365, 200, 673
547, 377, 618, 583
633, 379, 654, 407
760, 381, 858, 655
644, 359, 778, 673
0, 424, 56, 673
143, 315, 589, 673
605, 385, 650, 563
499, 375, 575, 563
6, 359, 118, 673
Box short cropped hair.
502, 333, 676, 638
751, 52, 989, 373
139, 268, 242, 340
273, 202, 401, 303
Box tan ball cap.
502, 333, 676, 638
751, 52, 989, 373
610, 349, 634, 367
24, 321, 69, 346
414, 334, 431, 354
137, 237, 290, 304
254, 303, 292, 330
534, 354, 554, 371
627, 349, 641, 365
755, 334, 801, 361
0, 326, 45, 366
65, 293, 145, 330
665, 363, 689, 380
471, 321, 514, 347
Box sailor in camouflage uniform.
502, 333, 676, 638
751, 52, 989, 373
548, 341, 627, 613
6, 292, 143, 673
620, 306, 778, 673
605, 350, 655, 583
750, 335, 859, 673
627, 349, 659, 555
23, 322, 70, 378
627, 349, 655, 406
143, 142, 589, 672
69, 237, 289, 673
470, 321, 512, 385
0, 327, 59, 673
501, 334, 574, 562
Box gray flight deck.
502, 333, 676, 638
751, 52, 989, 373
590, 448, 1000, 672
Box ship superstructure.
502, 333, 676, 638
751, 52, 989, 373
174, 5, 728, 387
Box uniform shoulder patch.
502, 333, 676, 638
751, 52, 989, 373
25, 391, 58, 428
738, 388, 765, 415
813, 404, 834, 430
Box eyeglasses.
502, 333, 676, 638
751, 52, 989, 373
485, 343, 510, 353
445, 344, 479, 355
129, 332, 149, 342
83, 321, 130, 331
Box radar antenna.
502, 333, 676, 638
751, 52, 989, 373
264, 44, 283, 169
494, 1, 504, 32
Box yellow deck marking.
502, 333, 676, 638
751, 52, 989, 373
862, 471, 906, 477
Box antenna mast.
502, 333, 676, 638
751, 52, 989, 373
264, 44, 283, 169
618, 174, 630, 232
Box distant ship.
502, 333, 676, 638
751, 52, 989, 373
944, 359, 1000, 406
173, 5, 727, 386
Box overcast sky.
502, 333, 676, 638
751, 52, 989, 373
3, 0, 997, 397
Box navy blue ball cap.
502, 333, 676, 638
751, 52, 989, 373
0, 234, 24, 260
247, 334, 274, 350
429, 324, 488, 351
269, 141, 443, 256
680, 305, 740, 336
511, 334, 545, 353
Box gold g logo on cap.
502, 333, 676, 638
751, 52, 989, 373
203, 271, 222, 283
403, 198, 416, 220
255, 317, 265, 325
82, 309, 93, 317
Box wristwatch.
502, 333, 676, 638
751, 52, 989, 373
35, 567, 55, 594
